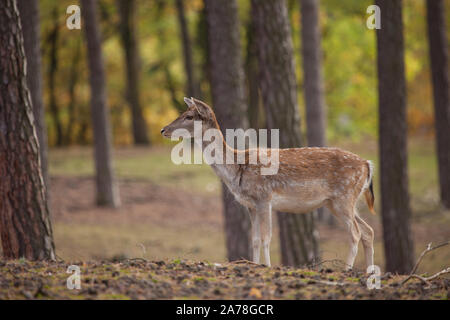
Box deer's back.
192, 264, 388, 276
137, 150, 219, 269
241, 147, 370, 212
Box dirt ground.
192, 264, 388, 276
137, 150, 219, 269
1, 258, 449, 300
49, 176, 450, 274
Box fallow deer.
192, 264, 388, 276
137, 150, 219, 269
161, 97, 375, 270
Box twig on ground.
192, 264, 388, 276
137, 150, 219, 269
402, 267, 450, 285
411, 241, 449, 275
308, 258, 351, 270
401, 241, 450, 285
128, 257, 148, 263
230, 259, 262, 266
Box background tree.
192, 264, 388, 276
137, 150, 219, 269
245, 18, 263, 130
376, 0, 414, 273
0, 0, 55, 260
300, 0, 334, 225
204, 0, 252, 261
64, 38, 82, 145
117, 0, 150, 145
175, 0, 201, 99
300, 0, 326, 149
426, 0, 450, 209
252, 0, 319, 266
17, 0, 49, 190
81, 0, 121, 207
46, 6, 63, 147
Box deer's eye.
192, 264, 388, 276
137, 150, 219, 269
185, 116, 193, 120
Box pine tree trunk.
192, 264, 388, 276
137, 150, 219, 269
47, 6, 64, 147
376, 0, 414, 274
300, 0, 326, 148
204, 0, 252, 261
176, 0, 201, 98
117, 0, 150, 145
252, 0, 319, 266
426, 0, 450, 209
81, 0, 121, 208
245, 19, 263, 130
65, 39, 82, 145
16, 0, 49, 191
299, 0, 334, 225
0, 0, 56, 260
195, 5, 209, 97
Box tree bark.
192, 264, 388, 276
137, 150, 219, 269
116, 0, 150, 145
245, 19, 263, 130
17, 0, 49, 191
195, 5, 209, 97
299, 0, 334, 225
65, 39, 82, 145
426, 0, 450, 209
0, 0, 56, 260
204, 0, 252, 261
376, 0, 414, 274
252, 0, 319, 266
300, 0, 326, 148
81, 0, 121, 208
176, 0, 201, 98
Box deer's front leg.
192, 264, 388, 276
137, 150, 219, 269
260, 203, 272, 267
248, 208, 261, 264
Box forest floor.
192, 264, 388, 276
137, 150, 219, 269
1, 140, 449, 299
0, 258, 449, 299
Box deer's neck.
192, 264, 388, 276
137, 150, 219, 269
195, 128, 242, 189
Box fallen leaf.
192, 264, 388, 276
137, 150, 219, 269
249, 287, 262, 299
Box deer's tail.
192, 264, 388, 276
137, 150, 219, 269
364, 161, 376, 215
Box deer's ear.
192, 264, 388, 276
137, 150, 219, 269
183, 97, 195, 108
187, 97, 208, 118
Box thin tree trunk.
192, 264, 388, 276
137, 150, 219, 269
245, 19, 263, 130
65, 38, 82, 145
300, 0, 326, 148
426, 0, 450, 209
252, 0, 319, 266
376, 0, 414, 274
195, 5, 209, 98
17, 0, 49, 191
116, 0, 150, 145
47, 6, 64, 147
0, 0, 55, 260
204, 0, 252, 261
299, 0, 334, 225
176, 0, 201, 98
81, 0, 121, 208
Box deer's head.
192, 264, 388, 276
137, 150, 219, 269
161, 97, 219, 138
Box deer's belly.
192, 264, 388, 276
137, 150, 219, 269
271, 193, 326, 214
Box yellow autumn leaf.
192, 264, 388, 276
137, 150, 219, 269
249, 287, 262, 299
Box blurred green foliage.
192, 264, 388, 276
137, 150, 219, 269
38, 0, 446, 146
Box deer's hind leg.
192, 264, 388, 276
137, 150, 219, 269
355, 214, 374, 268
327, 200, 361, 270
